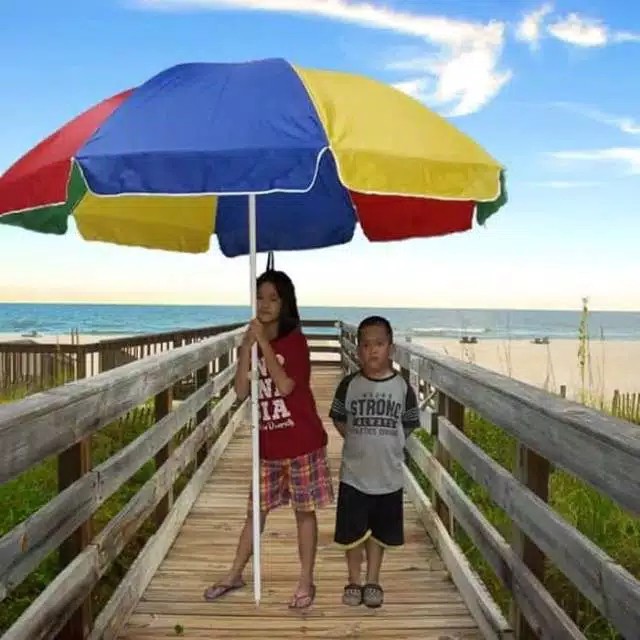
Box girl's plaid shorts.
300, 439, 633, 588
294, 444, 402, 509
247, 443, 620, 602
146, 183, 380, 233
248, 446, 334, 513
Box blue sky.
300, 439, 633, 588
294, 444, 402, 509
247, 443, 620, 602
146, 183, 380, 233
0, 0, 638, 310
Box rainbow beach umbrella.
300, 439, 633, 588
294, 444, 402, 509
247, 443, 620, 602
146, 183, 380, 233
0, 58, 507, 603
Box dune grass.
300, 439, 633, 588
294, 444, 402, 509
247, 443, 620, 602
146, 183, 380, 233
0, 392, 205, 635
409, 299, 639, 639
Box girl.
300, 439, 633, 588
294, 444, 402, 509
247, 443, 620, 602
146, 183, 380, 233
204, 270, 334, 609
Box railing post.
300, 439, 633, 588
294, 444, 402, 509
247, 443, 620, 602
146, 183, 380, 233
338, 322, 346, 372
510, 443, 550, 639
433, 393, 464, 532
154, 387, 174, 526
56, 438, 92, 639
216, 348, 232, 434
195, 365, 210, 465
56, 348, 91, 640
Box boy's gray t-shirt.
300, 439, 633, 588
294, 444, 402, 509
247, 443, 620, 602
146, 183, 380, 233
329, 371, 420, 495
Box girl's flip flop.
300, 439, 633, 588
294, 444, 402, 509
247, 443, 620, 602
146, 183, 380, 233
203, 578, 246, 601
288, 584, 316, 609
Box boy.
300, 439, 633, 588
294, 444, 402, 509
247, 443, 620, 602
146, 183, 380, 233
329, 315, 420, 608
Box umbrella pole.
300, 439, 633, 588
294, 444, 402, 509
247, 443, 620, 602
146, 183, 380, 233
248, 193, 261, 606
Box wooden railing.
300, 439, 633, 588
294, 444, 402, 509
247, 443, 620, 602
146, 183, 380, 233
0, 320, 342, 398
5, 317, 638, 640
0, 323, 245, 397
341, 322, 640, 640
0, 320, 340, 639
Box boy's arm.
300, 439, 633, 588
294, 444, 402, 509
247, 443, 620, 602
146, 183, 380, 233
329, 376, 351, 439
332, 420, 347, 438
402, 383, 421, 439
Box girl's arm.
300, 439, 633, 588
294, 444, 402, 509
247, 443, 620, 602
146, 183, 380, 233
258, 338, 295, 397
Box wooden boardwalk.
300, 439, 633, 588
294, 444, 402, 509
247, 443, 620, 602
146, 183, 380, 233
119, 367, 480, 639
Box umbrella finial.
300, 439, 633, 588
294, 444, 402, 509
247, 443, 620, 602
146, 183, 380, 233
266, 251, 274, 271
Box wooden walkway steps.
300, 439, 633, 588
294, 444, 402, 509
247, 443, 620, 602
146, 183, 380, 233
119, 367, 480, 639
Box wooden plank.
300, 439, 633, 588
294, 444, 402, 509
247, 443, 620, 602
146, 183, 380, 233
0, 363, 237, 601
0, 468, 98, 602
390, 340, 640, 516
89, 399, 249, 640
153, 388, 173, 527
195, 366, 209, 466
437, 416, 640, 639
0, 327, 244, 484
511, 443, 551, 639
93, 390, 237, 574
117, 367, 478, 640
1, 546, 100, 640
56, 436, 92, 640
0, 394, 242, 640
94, 323, 244, 351
406, 435, 584, 640
403, 465, 513, 640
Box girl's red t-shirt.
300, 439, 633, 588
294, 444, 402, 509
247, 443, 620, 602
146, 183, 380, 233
257, 327, 327, 460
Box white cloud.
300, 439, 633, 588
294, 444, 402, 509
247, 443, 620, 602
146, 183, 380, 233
554, 103, 640, 136
135, 0, 511, 117
529, 180, 601, 188
549, 148, 640, 174
614, 31, 640, 43
547, 12, 640, 47
515, 3, 553, 49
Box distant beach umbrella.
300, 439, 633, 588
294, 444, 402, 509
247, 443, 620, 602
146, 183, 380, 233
0, 58, 508, 604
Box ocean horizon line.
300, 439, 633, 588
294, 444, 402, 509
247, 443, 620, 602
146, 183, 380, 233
1, 301, 639, 314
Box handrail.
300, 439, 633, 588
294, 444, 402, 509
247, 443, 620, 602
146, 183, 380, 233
340, 321, 640, 639
0, 319, 341, 396
0, 320, 341, 640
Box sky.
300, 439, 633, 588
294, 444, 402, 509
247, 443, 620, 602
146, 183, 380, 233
0, 0, 638, 310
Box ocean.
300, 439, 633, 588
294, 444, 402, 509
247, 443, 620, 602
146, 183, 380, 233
0, 303, 639, 341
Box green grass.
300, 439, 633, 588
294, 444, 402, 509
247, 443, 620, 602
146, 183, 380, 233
0, 391, 209, 635
411, 408, 640, 640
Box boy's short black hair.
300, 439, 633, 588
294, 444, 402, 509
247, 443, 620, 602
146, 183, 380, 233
357, 315, 393, 344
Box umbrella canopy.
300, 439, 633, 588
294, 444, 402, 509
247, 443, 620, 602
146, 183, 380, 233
0, 58, 506, 256
0, 58, 508, 607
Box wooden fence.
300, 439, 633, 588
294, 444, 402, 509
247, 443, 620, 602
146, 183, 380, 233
0, 323, 244, 397
0, 321, 341, 639
340, 322, 640, 640
2, 318, 638, 640
0, 321, 341, 399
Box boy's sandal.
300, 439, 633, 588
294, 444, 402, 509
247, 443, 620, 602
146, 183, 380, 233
203, 578, 246, 601
362, 583, 384, 608
289, 584, 316, 609
342, 583, 363, 606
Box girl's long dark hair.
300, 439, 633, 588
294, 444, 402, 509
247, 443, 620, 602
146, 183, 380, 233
256, 269, 301, 339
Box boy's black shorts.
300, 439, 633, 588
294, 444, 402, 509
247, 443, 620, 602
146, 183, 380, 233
334, 481, 404, 548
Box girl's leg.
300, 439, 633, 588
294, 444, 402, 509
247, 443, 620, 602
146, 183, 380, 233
288, 447, 334, 607
294, 509, 318, 595
225, 509, 268, 581
204, 510, 267, 601
205, 463, 274, 602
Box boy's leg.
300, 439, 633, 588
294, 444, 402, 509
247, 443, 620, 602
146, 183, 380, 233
334, 482, 371, 605
363, 488, 404, 608
346, 544, 365, 584
365, 537, 384, 584
289, 447, 334, 608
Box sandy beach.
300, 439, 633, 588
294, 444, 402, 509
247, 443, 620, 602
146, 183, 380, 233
412, 337, 639, 401
1, 331, 637, 401
0, 332, 128, 345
